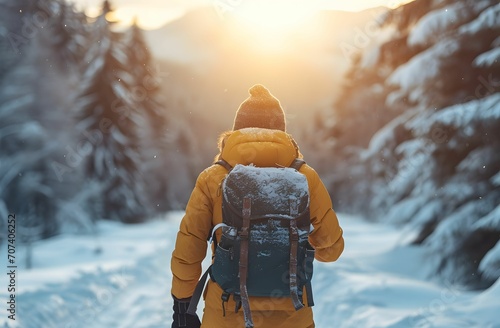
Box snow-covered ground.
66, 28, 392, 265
1, 212, 499, 328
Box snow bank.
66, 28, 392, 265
314, 214, 500, 328
0, 214, 178, 328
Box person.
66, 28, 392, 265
171, 84, 344, 328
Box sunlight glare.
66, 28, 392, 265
114, 6, 184, 30
233, 0, 317, 30
230, 0, 318, 53
317, 0, 416, 11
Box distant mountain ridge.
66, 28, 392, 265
146, 6, 387, 62
144, 6, 387, 135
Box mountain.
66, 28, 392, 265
144, 6, 388, 140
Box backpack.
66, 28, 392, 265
187, 159, 315, 328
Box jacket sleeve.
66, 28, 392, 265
171, 169, 214, 299
304, 166, 344, 262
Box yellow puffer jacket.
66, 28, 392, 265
171, 128, 344, 328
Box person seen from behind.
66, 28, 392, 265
171, 84, 344, 328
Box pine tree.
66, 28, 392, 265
120, 21, 173, 213
121, 20, 168, 140
47, 1, 89, 66
0, 66, 59, 238
0, 0, 38, 81
1, 0, 194, 233
323, 0, 500, 288
76, 4, 148, 223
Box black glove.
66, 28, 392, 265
172, 295, 201, 328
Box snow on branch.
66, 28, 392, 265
387, 38, 459, 102
473, 205, 500, 231
407, 2, 488, 47
459, 3, 500, 35
473, 47, 500, 67
479, 240, 500, 280
408, 93, 500, 137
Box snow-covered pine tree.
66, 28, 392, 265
0, 0, 84, 241
0, 0, 40, 82
323, 0, 500, 288
120, 21, 173, 213
121, 18, 203, 210
40, 1, 106, 235
122, 20, 168, 138
76, 2, 148, 223
47, 1, 89, 66
0, 57, 59, 238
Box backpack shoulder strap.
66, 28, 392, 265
187, 266, 211, 315
215, 158, 233, 171
289, 158, 306, 171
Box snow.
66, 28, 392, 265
360, 46, 381, 69
458, 3, 500, 34
250, 222, 309, 246
0, 94, 35, 118
386, 139, 430, 197
385, 195, 429, 226
408, 93, 500, 138
473, 47, 500, 67
492, 171, 500, 186
224, 164, 310, 216
424, 201, 482, 256
474, 205, 500, 231
407, 2, 474, 47
1, 212, 499, 327
387, 39, 459, 103
363, 109, 418, 159
0, 215, 177, 328
410, 200, 443, 230
480, 241, 500, 281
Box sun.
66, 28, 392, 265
228, 0, 318, 52
232, 0, 317, 30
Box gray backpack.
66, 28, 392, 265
188, 159, 315, 328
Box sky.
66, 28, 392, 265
69, 0, 415, 30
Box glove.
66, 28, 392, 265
172, 295, 201, 328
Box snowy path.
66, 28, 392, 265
90, 249, 170, 328
1, 212, 499, 328
312, 216, 499, 328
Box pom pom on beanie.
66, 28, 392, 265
232, 84, 286, 131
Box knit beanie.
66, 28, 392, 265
232, 84, 286, 131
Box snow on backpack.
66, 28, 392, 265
187, 158, 315, 328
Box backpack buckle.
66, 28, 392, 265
233, 294, 242, 313
239, 227, 249, 239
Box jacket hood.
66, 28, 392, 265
218, 128, 300, 168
